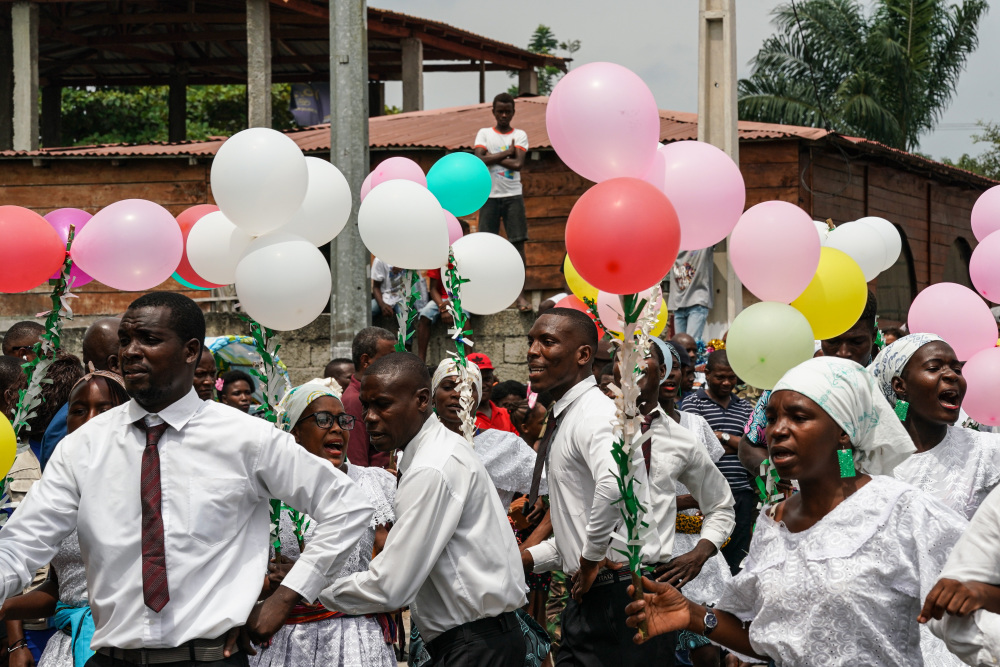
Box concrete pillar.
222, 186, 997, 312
698, 0, 743, 326
168, 66, 188, 142
368, 80, 384, 117
246, 0, 272, 128
0, 6, 13, 151
517, 69, 538, 96
400, 37, 423, 112
40, 82, 60, 147
12, 1, 39, 151
329, 0, 371, 357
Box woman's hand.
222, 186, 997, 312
625, 577, 691, 643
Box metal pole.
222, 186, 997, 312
329, 0, 371, 357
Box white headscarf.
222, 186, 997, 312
772, 356, 915, 475
648, 338, 674, 385
431, 358, 483, 400
275, 381, 343, 433
867, 333, 945, 405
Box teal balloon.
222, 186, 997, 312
426, 152, 493, 217
172, 272, 213, 291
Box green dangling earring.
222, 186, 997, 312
838, 448, 856, 478
894, 398, 909, 422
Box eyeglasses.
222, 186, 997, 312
298, 411, 355, 431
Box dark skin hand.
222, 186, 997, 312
737, 434, 768, 475
920, 579, 1000, 622
675, 494, 700, 512
246, 586, 301, 645
654, 539, 717, 588
893, 341, 965, 454
7, 619, 34, 667
474, 101, 525, 170
571, 557, 623, 603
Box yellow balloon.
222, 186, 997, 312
564, 255, 598, 304
791, 247, 867, 340
0, 411, 15, 479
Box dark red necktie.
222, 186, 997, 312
527, 410, 558, 509
138, 420, 170, 613
641, 412, 656, 472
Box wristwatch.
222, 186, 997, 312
703, 607, 719, 637
721, 433, 731, 445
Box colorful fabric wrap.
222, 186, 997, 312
71, 369, 125, 393
284, 601, 398, 644
867, 333, 945, 405
53, 602, 95, 667
274, 381, 343, 432
430, 358, 482, 399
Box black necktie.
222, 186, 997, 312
527, 409, 558, 509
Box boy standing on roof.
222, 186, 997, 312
475, 92, 531, 312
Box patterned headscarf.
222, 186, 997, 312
772, 356, 914, 475
275, 381, 344, 433
649, 338, 675, 386
431, 358, 483, 400
867, 334, 945, 405
71, 369, 126, 393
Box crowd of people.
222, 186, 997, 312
0, 286, 998, 667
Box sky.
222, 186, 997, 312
374, 0, 1000, 162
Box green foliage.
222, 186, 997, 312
941, 121, 1000, 180
739, 0, 988, 151
56, 84, 296, 146
507, 24, 581, 97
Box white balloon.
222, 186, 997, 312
284, 157, 353, 246
856, 216, 902, 271
234, 232, 331, 331
814, 220, 832, 243
358, 180, 449, 270
211, 128, 309, 237
824, 221, 887, 282
186, 211, 253, 285
450, 233, 525, 315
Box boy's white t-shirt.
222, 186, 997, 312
474, 127, 529, 198
370, 258, 407, 307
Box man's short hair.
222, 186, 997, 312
351, 327, 395, 369
540, 308, 599, 355
365, 352, 431, 391
859, 290, 878, 332
705, 349, 730, 372
127, 292, 206, 352
324, 358, 353, 377
492, 380, 527, 403
493, 92, 515, 108
2, 321, 45, 355
600, 362, 615, 377
882, 326, 905, 339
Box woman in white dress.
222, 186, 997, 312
253, 380, 397, 667
0, 370, 130, 667
870, 334, 1000, 519
624, 357, 969, 667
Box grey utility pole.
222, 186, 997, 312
329, 0, 371, 357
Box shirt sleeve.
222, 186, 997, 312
527, 537, 561, 573
515, 129, 529, 151
474, 128, 488, 150
677, 446, 735, 550
255, 430, 375, 602
370, 259, 387, 284
938, 485, 1000, 584
580, 418, 631, 563
320, 466, 462, 613
0, 437, 81, 604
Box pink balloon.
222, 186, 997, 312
644, 141, 746, 251
970, 230, 1000, 302
596, 288, 658, 331
369, 157, 427, 190
971, 185, 1000, 242
72, 199, 183, 292
359, 172, 375, 202
908, 282, 998, 360
730, 201, 820, 303
546, 62, 661, 183
962, 346, 1000, 427
444, 211, 464, 246
44, 208, 94, 286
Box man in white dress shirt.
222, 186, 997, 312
320, 352, 527, 665
0, 292, 374, 667
521, 308, 673, 666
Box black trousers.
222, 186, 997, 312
721, 488, 758, 575
426, 611, 526, 667
556, 575, 675, 667
85, 653, 248, 667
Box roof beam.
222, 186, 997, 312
58, 11, 327, 26
267, 0, 326, 20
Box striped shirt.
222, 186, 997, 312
680, 389, 754, 491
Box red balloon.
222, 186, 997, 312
565, 178, 680, 295
0, 206, 66, 293
175, 205, 225, 288
553, 294, 608, 337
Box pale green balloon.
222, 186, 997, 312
727, 301, 816, 390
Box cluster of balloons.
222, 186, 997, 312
726, 204, 904, 389
357, 153, 524, 315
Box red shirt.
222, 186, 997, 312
474, 402, 518, 434
342, 374, 392, 469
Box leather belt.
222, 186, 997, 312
97, 637, 231, 665
590, 567, 634, 589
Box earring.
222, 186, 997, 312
894, 399, 909, 422
838, 448, 856, 478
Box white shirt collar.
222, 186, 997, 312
397, 413, 440, 475
553, 375, 598, 419
126, 387, 205, 431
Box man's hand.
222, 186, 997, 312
654, 541, 715, 588
378, 301, 393, 318
520, 549, 534, 575
223, 626, 257, 658
676, 494, 700, 512
570, 557, 623, 602
625, 577, 691, 644
8, 645, 34, 667
440, 309, 454, 326
524, 497, 546, 525
920, 579, 1000, 622
267, 554, 295, 592
247, 586, 301, 645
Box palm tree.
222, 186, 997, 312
738, 0, 988, 151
